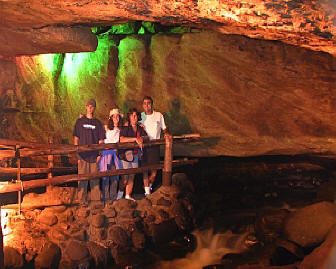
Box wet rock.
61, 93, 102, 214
104, 208, 117, 218
58, 259, 73, 269
91, 214, 106, 228
150, 219, 179, 245
4, 247, 23, 268
145, 214, 156, 223
137, 198, 152, 208
89, 226, 107, 241
118, 209, 135, 219
38, 211, 58, 226
157, 197, 172, 207
65, 240, 90, 261
300, 225, 336, 269
70, 229, 87, 241
256, 208, 290, 243
77, 208, 90, 218
43, 205, 67, 214
158, 209, 170, 220
87, 241, 109, 268
107, 226, 130, 248
90, 201, 104, 210
283, 201, 336, 247
35, 242, 61, 269
172, 173, 194, 192
48, 229, 69, 241
110, 248, 142, 267
132, 229, 146, 249
271, 239, 303, 266
113, 199, 137, 213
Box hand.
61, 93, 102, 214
135, 137, 144, 149
96, 155, 101, 163
164, 132, 172, 139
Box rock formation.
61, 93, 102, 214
0, 0, 335, 56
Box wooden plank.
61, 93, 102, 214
0, 167, 76, 176
0, 150, 15, 159
1, 134, 201, 158
163, 135, 173, 186
0, 159, 197, 194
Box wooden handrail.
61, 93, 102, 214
0, 167, 76, 176
0, 159, 197, 194
0, 134, 200, 159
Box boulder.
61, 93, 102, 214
113, 199, 137, 213
172, 173, 194, 192
87, 241, 109, 268
37, 211, 58, 226
300, 226, 336, 269
65, 240, 90, 262
150, 219, 179, 245
283, 202, 336, 247
91, 214, 106, 228
132, 230, 146, 249
107, 226, 130, 248
35, 242, 61, 269
4, 247, 23, 268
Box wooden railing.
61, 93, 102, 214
0, 134, 200, 196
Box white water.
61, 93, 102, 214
153, 229, 253, 269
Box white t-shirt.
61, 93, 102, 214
140, 110, 167, 140
104, 128, 120, 143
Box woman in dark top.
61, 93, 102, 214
119, 108, 148, 200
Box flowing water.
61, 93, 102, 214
151, 229, 255, 269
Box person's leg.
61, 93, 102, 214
101, 177, 109, 201
110, 175, 119, 201
125, 174, 135, 199
99, 153, 110, 201
89, 162, 101, 201
143, 171, 151, 195
125, 155, 138, 200
149, 170, 157, 185
78, 158, 89, 203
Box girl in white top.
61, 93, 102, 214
99, 108, 123, 201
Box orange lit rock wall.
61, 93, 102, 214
1, 31, 336, 157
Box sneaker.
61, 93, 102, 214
125, 195, 136, 202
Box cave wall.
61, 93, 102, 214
1, 31, 336, 157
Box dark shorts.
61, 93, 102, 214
141, 145, 160, 166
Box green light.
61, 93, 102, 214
110, 22, 136, 34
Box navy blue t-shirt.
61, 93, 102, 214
73, 116, 106, 162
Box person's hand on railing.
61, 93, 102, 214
135, 136, 144, 149
164, 132, 172, 139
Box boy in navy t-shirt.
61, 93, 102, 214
73, 99, 105, 203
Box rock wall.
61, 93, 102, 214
2, 174, 194, 268
0, 31, 335, 157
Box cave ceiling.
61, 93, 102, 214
0, 0, 335, 57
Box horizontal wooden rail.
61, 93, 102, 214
0, 167, 76, 176
0, 159, 197, 194
0, 134, 200, 159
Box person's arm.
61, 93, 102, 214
159, 113, 170, 138
96, 139, 104, 162
120, 136, 138, 143
73, 136, 79, 145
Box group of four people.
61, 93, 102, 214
73, 96, 169, 203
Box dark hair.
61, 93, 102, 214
107, 114, 122, 130
127, 108, 142, 121
143, 95, 153, 104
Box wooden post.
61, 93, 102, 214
0, 208, 4, 269
47, 136, 54, 190
162, 135, 173, 186
16, 145, 21, 214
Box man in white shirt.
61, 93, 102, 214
140, 96, 170, 195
